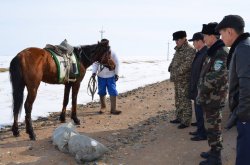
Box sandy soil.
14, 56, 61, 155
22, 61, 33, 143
0, 80, 236, 165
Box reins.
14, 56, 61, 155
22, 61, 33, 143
87, 75, 97, 101
81, 49, 93, 63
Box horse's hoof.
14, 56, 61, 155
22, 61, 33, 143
13, 131, 20, 137
72, 118, 80, 125
98, 110, 104, 114
75, 120, 80, 125
12, 127, 20, 137
60, 120, 66, 123
26, 129, 36, 140
29, 134, 36, 141
59, 114, 66, 123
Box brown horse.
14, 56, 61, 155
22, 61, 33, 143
9, 41, 115, 140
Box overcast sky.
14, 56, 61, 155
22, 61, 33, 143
1, 0, 249, 58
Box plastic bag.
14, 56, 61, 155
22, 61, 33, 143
52, 122, 79, 153
68, 134, 109, 163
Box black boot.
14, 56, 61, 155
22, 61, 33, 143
170, 118, 181, 124
178, 123, 189, 129
200, 150, 211, 159
199, 150, 222, 165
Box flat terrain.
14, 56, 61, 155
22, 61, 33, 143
0, 80, 236, 165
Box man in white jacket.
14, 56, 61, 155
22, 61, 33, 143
92, 39, 121, 115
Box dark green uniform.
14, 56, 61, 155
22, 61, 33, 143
197, 39, 228, 151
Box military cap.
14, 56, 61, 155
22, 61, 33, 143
201, 22, 220, 35
188, 32, 204, 41
173, 31, 187, 40
216, 15, 245, 31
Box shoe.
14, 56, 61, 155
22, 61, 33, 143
199, 150, 222, 165
170, 118, 181, 124
191, 122, 197, 126
190, 135, 207, 141
200, 150, 211, 159
178, 124, 189, 129
189, 131, 198, 136
199, 159, 222, 165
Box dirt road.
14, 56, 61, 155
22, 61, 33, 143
0, 80, 236, 165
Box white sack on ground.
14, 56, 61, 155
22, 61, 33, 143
68, 134, 109, 163
52, 122, 79, 153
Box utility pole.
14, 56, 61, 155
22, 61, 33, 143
167, 42, 170, 61
99, 26, 105, 40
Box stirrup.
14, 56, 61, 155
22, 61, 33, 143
67, 78, 76, 82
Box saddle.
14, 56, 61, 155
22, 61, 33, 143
44, 39, 79, 83
45, 39, 74, 56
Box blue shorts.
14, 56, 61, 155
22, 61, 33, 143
97, 76, 118, 96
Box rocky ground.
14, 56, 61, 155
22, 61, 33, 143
0, 80, 236, 165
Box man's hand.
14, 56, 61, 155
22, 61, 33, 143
168, 66, 171, 72
225, 111, 238, 130
115, 74, 119, 81
92, 73, 96, 80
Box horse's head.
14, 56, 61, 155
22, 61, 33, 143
93, 40, 115, 70
75, 41, 116, 70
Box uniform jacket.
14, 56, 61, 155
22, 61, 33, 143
169, 41, 195, 83
197, 39, 229, 108
228, 33, 250, 122
92, 50, 119, 78
188, 46, 208, 100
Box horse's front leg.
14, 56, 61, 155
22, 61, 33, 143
24, 88, 38, 140
60, 83, 71, 123
71, 83, 81, 125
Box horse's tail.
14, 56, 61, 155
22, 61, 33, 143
9, 55, 25, 118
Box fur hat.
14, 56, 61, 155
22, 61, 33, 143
216, 15, 245, 31
188, 32, 204, 41
201, 22, 220, 35
172, 31, 187, 40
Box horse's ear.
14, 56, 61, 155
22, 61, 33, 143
98, 41, 100, 44
102, 40, 109, 46
74, 46, 81, 53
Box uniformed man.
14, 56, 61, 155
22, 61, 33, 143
169, 30, 196, 129
197, 22, 229, 165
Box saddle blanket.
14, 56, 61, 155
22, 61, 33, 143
46, 49, 80, 83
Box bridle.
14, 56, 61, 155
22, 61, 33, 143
80, 48, 94, 64
80, 46, 111, 67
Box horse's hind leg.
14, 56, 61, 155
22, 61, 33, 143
12, 114, 20, 137
60, 83, 71, 123
12, 86, 25, 137
71, 83, 81, 125
24, 87, 39, 140
12, 92, 24, 137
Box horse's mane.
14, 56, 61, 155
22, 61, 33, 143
74, 42, 110, 64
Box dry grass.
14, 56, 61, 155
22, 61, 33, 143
0, 68, 9, 72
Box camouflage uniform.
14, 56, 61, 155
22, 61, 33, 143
169, 52, 181, 118
197, 39, 228, 152
169, 41, 195, 125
